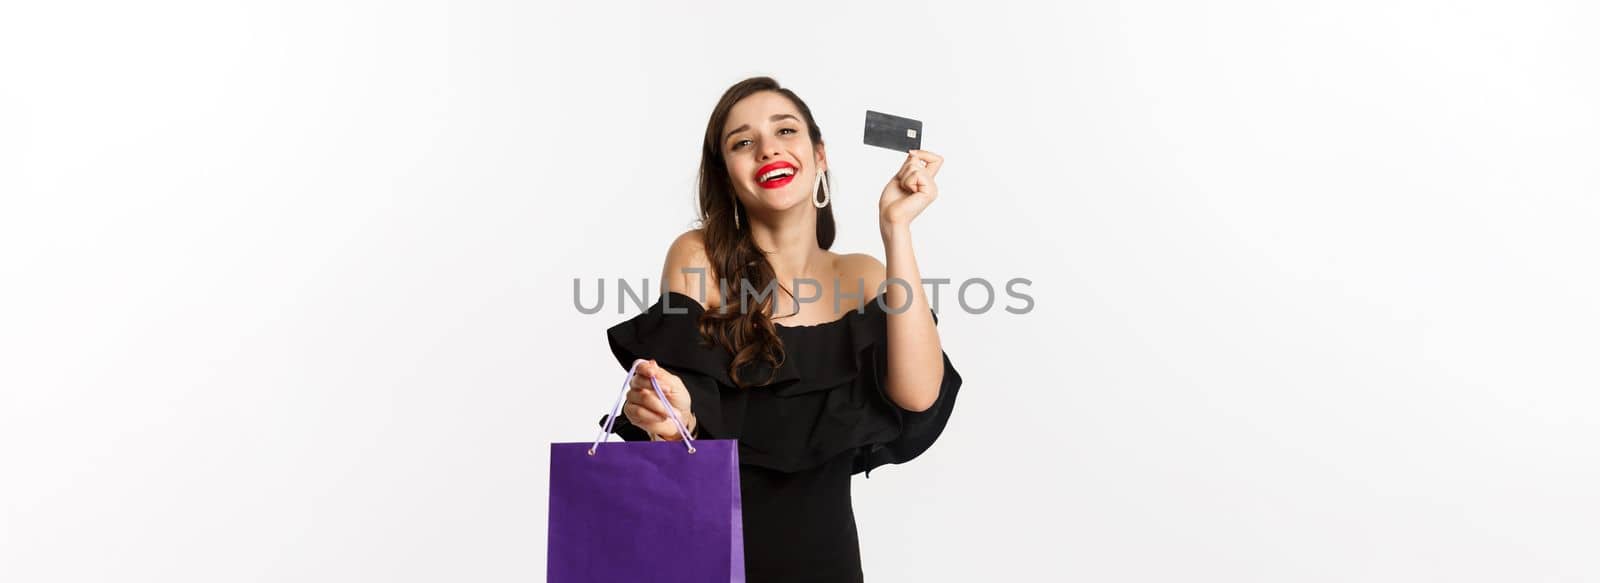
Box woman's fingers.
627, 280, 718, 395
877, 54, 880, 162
623, 402, 659, 424
892, 151, 942, 194
632, 364, 669, 398
909, 150, 943, 177
893, 164, 920, 193
902, 168, 937, 196
898, 155, 922, 177
625, 367, 696, 438
631, 361, 668, 391
626, 385, 692, 437
638, 359, 675, 384
623, 403, 675, 434
901, 168, 919, 192
628, 359, 692, 422
627, 383, 668, 415
640, 360, 691, 403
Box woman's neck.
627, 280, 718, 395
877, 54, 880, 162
747, 206, 826, 291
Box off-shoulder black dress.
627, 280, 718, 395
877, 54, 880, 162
599, 291, 963, 582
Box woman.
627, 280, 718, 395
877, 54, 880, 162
600, 76, 963, 582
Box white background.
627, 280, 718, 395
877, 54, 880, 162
3, 1, 1598, 581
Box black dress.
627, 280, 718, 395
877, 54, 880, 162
600, 291, 963, 582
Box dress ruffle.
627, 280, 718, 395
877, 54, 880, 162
600, 291, 962, 476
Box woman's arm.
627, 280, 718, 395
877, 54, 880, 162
872, 149, 950, 413
876, 227, 944, 413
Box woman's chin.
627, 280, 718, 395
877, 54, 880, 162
750, 188, 811, 212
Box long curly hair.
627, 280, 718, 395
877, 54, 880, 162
695, 76, 836, 388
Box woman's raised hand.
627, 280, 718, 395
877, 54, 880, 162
623, 359, 697, 440
878, 149, 944, 234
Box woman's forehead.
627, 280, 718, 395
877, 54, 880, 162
726, 92, 800, 127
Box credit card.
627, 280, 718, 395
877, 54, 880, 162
863, 110, 923, 152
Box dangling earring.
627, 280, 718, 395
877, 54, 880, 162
813, 169, 830, 209
732, 197, 741, 229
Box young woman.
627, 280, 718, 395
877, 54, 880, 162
601, 76, 963, 582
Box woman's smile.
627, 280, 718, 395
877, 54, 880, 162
755, 161, 798, 189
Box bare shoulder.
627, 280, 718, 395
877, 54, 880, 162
662, 229, 718, 309
833, 252, 887, 298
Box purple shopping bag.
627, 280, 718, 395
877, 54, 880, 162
547, 359, 744, 582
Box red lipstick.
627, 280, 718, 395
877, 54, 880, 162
755, 161, 798, 190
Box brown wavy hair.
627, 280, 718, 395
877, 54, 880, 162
695, 76, 836, 388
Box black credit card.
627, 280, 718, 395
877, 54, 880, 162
863, 110, 923, 152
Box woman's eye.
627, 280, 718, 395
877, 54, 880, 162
732, 128, 795, 150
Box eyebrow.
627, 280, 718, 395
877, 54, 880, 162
723, 113, 801, 142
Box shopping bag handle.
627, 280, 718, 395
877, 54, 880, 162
589, 358, 697, 456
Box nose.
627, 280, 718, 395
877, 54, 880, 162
758, 141, 782, 161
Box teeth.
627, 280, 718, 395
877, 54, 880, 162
759, 167, 796, 182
